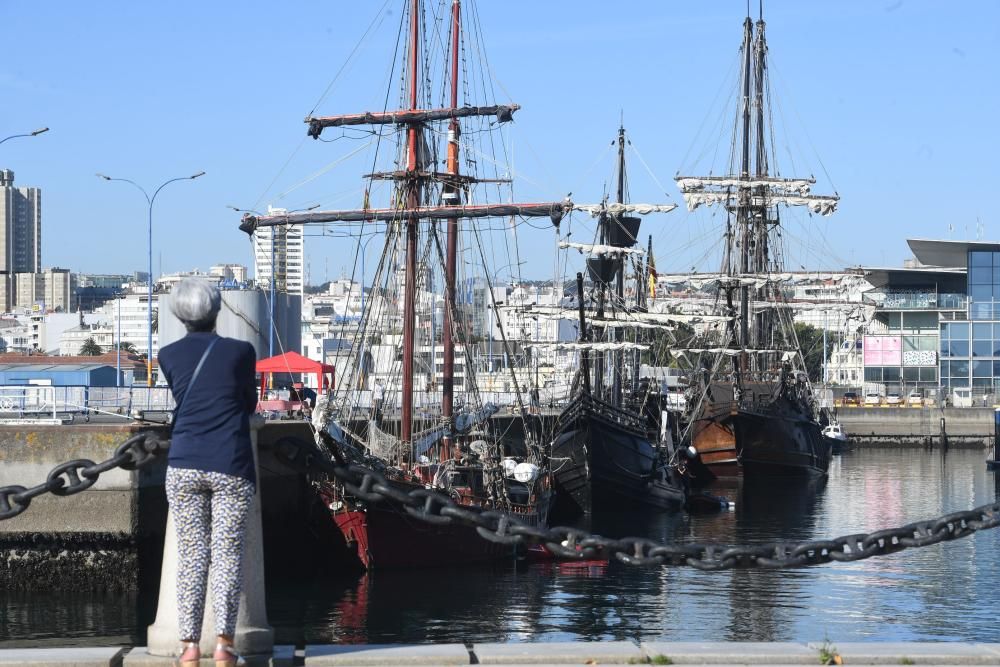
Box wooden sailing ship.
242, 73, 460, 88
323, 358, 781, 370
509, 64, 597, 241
672, 9, 839, 482
239, 0, 564, 569
548, 126, 687, 519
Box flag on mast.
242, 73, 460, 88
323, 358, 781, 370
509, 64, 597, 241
647, 237, 657, 299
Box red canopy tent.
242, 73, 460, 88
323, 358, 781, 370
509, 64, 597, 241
255, 350, 335, 400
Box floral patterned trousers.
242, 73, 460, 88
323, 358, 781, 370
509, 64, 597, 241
165, 466, 256, 641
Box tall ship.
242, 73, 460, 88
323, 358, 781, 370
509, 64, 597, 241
239, 0, 566, 568
546, 126, 687, 518
669, 9, 840, 481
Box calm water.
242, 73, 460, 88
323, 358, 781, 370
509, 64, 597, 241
2, 449, 998, 646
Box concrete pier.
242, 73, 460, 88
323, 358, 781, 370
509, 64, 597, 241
837, 407, 996, 447
3, 642, 1000, 666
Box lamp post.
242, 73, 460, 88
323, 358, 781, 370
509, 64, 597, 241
98, 171, 206, 404
0, 127, 49, 146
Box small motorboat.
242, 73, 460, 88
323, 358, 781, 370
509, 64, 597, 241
822, 422, 849, 454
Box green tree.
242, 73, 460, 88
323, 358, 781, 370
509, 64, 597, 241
79, 337, 103, 356
114, 341, 137, 353
793, 322, 825, 383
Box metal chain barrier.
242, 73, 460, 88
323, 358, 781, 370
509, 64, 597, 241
3, 431, 998, 571
271, 436, 1000, 570
0, 432, 169, 521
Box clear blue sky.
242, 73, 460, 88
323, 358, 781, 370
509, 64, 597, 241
1, 1, 997, 281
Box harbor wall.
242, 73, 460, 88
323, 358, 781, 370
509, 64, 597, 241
0, 421, 339, 592
837, 406, 995, 447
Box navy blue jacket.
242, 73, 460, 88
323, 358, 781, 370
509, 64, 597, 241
159, 332, 258, 483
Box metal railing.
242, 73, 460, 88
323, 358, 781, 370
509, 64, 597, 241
0, 385, 175, 420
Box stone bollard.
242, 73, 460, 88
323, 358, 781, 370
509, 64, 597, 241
146, 416, 274, 658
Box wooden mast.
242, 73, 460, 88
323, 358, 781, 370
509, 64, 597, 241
401, 0, 421, 449
441, 0, 461, 460
612, 124, 627, 407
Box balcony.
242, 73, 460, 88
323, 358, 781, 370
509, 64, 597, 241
864, 290, 967, 311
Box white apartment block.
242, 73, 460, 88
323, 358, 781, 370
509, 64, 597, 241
253, 207, 304, 297
97, 293, 159, 358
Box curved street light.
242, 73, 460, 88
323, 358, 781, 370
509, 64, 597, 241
97, 171, 206, 401
0, 127, 49, 146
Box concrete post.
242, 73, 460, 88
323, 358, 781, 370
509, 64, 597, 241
146, 417, 273, 658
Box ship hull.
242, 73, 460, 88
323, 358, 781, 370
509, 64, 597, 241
691, 387, 831, 482
328, 492, 551, 570
551, 394, 683, 519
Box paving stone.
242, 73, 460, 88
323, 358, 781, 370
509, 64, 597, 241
807, 642, 999, 665
640, 642, 816, 664
305, 643, 470, 665
0, 647, 125, 666
472, 641, 642, 664
123, 645, 294, 666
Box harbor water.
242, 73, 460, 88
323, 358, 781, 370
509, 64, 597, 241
1, 448, 998, 646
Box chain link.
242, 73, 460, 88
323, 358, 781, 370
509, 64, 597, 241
4, 431, 999, 571
0, 432, 168, 521
272, 436, 1000, 570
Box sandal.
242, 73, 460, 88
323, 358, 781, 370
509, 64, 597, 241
214, 642, 247, 667
176, 641, 200, 667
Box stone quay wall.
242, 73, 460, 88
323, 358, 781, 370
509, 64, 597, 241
0, 421, 335, 592
837, 406, 996, 447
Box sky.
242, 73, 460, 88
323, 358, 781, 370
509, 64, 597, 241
1, 0, 998, 283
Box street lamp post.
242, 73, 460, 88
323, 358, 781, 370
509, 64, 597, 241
98, 171, 205, 406
0, 127, 49, 146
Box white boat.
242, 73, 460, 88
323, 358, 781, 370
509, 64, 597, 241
821, 422, 849, 454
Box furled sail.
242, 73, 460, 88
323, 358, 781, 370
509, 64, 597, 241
306, 104, 520, 136
527, 341, 650, 352
655, 272, 855, 286
559, 241, 646, 256
240, 201, 571, 234
571, 202, 677, 217
506, 304, 732, 324
675, 176, 816, 195
678, 191, 839, 216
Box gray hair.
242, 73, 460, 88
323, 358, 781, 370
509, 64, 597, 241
171, 278, 221, 332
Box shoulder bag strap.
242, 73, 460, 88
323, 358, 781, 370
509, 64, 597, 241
172, 336, 220, 427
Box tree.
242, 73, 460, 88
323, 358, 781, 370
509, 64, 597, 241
79, 337, 102, 356
114, 341, 137, 353
793, 322, 826, 383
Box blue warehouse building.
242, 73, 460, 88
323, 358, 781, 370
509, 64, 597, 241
0, 363, 119, 387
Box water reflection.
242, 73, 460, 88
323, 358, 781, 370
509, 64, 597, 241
2, 450, 998, 645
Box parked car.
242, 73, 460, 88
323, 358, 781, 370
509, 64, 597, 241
864, 392, 882, 406
907, 390, 924, 406
885, 392, 903, 406
842, 391, 860, 406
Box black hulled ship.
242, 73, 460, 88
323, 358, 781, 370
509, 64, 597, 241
672, 10, 839, 483
550, 127, 686, 519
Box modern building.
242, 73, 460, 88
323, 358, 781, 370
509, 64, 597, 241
0, 169, 41, 275
96, 293, 158, 359
253, 208, 305, 297
860, 238, 1000, 402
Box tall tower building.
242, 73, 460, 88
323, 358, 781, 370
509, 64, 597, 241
0, 170, 41, 274
253, 206, 304, 296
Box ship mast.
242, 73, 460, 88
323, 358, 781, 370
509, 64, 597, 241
441, 0, 461, 460
240, 0, 575, 449
612, 124, 627, 406
400, 0, 422, 449
736, 15, 753, 382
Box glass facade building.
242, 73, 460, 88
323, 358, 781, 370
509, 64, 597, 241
862, 240, 1000, 401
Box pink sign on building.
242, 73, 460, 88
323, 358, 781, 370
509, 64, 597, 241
863, 335, 902, 365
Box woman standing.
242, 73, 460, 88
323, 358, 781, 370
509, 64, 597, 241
159, 278, 258, 667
